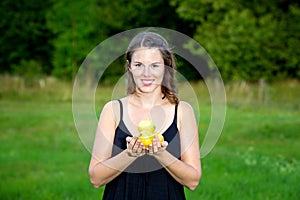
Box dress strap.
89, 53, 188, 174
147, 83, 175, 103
117, 99, 123, 120
174, 103, 178, 125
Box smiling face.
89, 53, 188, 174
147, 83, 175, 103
125, 32, 178, 104
129, 48, 165, 94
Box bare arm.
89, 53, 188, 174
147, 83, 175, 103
151, 101, 201, 190
88, 101, 144, 188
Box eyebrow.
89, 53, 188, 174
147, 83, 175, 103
132, 61, 163, 65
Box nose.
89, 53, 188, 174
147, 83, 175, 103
142, 65, 151, 76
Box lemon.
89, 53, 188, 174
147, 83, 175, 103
138, 134, 154, 147
156, 132, 164, 143
138, 133, 164, 147
137, 120, 164, 147
138, 119, 155, 134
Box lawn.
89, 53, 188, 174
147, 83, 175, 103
0, 78, 299, 199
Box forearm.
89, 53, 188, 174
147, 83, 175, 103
89, 150, 136, 188
154, 151, 201, 190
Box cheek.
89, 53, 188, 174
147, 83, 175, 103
132, 75, 139, 83
131, 74, 142, 85
155, 70, 165, 81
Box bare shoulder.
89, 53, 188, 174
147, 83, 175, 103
177, 101, 197, 129
102, 100, 119, 110
99, 100, 121, 122
178, 101, 195, 115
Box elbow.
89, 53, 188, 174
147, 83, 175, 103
90, 178, 101, 188
186, 171, 202, 191
90, 176, 105, 188
89, 169, 104, 188
186, 180, 199, 191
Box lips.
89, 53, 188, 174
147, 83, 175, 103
141, 79, 154, 86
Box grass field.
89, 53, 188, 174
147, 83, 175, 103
0, 76, 300, 199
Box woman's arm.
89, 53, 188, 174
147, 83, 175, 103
151, 101, 201, 190
88, 101, 144, 188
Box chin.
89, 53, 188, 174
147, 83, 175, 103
137, 85, 160, 94
138, 87, 155, 93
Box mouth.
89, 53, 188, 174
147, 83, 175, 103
141, 79, 154, 86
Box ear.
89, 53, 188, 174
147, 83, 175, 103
126, 60, 130, 70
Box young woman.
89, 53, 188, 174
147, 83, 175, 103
89, 31, 201, 199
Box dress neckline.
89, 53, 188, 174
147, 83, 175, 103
117, 99, 178, 137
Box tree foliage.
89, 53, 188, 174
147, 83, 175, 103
172, 0, 300, 81
0, 0, 53, 74
46, 0, 194, 80
1, 0, 299, 82
46, 0, 102, 79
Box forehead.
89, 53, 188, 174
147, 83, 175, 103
131, 48, 163, 63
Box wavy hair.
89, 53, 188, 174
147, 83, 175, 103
125, 32, 179, 105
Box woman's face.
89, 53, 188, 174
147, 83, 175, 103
129, 48, 165, 94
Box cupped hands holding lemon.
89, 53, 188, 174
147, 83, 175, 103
138, 119, 164, 147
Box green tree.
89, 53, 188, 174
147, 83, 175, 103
96, 0, 195, 35
0, 0, 53, 74
46, 0, 103, 79
172, 0, 300, 81
93, 0, 199, 82
47, 0, 197, 81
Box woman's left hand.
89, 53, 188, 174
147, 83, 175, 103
148, 135, 168, 155
126, 136, 146, 157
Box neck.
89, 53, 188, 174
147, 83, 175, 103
130, 90, 165, 108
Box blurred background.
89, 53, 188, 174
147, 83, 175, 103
0, 0, 299, 199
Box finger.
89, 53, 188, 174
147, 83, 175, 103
161, 141, 168, 150
155, 135, 161, 148
126, 137, 132, 148
148, 144, 154, 155
145, 147, 149, 154
152, 138, 158, 153
136, 140, 143, 154
131, 137, 138, 144
155, 140, 168, 153
126, 136, 132, 143
161, 141, 168, 147
141, 146, 146, 154
128, 137, 137, 150
132, 138, 139, 153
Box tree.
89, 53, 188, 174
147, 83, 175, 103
46, 0, 102, 79
47, 0, 197, 81
0, 0, 53, 74
172, 0, 300, 81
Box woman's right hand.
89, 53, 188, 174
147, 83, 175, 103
126, 136, 146, 157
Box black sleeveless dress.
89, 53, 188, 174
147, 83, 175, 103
102, 100, 186, 200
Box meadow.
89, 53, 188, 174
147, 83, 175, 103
0, 75, 299, 199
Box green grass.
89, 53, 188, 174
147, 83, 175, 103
187, 106, 300, 199
0, 100, 103, 199
1, 77, 300, 199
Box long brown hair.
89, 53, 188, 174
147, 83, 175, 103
125, 32, 179, 105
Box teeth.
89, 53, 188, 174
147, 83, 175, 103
142, 80, 153, 85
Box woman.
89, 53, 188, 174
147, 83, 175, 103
89, 31, 201, 199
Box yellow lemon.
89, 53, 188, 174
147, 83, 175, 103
138, 134, 154, 147
138, 119, 155, 134
138, 120, 164, 147
157, 133, 164, 143
140, 130, 153, 137
138, 133, 164, 147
